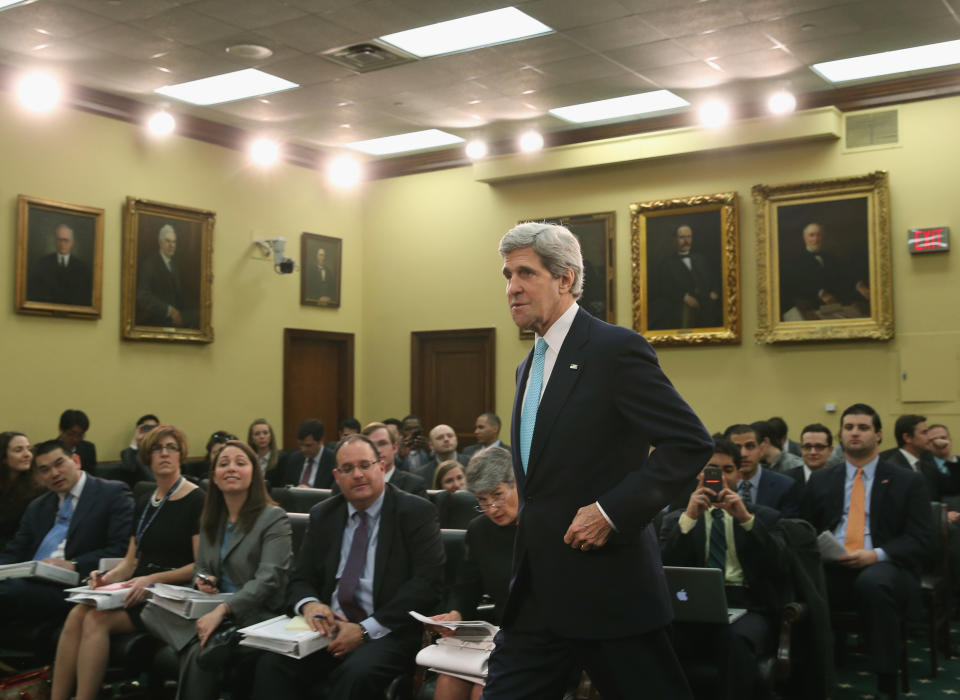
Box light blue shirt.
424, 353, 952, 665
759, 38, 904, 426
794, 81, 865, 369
832, 457, 887, 562
218, 522, 238, 593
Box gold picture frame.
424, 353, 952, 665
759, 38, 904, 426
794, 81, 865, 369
753, 171, 892, 344
15, 194, 104, 319
121, 197, 215, 343
630, 192, 740, 346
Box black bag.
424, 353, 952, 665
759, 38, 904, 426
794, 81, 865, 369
195, 622, 242, 671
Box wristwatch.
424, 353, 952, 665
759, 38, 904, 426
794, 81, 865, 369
359, 626, 370, 644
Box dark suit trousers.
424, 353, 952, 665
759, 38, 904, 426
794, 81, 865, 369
826, 561, 913, 674
0, 578, 73, 625
251, 632, 418, 700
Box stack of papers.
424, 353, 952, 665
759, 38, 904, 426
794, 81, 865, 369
65, 583, 129, 610
239, 616, 331, 659
0, 561, 79, 586
409, 611, 499, 684
150, 583, 233, 619
816, 531, 849, 562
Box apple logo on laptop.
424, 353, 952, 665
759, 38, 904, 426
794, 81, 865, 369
676, 589, 688, 602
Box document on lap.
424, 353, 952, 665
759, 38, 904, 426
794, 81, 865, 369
408, 610, 499, 639
410, 611, 499, 685
148, 583, 234, 619
0, 561, 79, 586
65, 585, 131, 610
816, 531, 849, 561
238, 615, 331, 659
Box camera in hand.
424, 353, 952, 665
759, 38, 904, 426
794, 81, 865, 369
702, 466, 723, 503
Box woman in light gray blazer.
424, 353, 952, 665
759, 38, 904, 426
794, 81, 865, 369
144, 439, 292, 700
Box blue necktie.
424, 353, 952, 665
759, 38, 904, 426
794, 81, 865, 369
738, 480, 753, 506
707, 508, 727, 573
519, 337, 548, 473
35, 494, 74, 561
337, 511, 369, 623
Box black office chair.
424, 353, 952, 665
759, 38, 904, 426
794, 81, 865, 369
916, 501, 953, 676
274, 487, 331, 513
427, 490, 479, 529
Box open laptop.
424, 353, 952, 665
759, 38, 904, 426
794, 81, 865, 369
663, 566, 747, 624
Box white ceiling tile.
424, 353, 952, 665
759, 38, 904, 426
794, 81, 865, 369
561, 15, 668, 52
60, 0, 185, 23
519, 0, 634, 31
254, 13, 365, 54
605, 39, 698, 72
75, 25, 176, 61
189, 0, 308, 30
641, 60, 734, 90
637, 3, 752, 38
2, 1, 115, 39
131, 6, 245, 45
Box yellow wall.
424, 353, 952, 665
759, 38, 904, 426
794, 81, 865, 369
0, 93, 364, 458
362, 96, 960, 441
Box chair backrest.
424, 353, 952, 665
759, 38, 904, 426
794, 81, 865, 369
428, 490, 479, 529
441, 528, 467, 591
927, 501, 949, 577
287, 512, 310, 553
274, 486, 332, 513
133, 481, 157, 503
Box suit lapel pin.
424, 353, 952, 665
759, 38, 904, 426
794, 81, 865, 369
569, 363, 579, 370
881, 479, 889, 484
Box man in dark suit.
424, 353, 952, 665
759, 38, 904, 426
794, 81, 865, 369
661, 437, 788, 700
648, 224, 721, 330
411, 424, 468, 485
251, 434, 444, 700
280, 418, 337, 489
58, 408, 97, 473
483, 222, 713, 699
724, 424, 800, 517
462, 412, 509, 459
116, 414, 159, 486
801, 403, 932, 699
880, 414, 951, 502
28, 224, 92, 306
768, 416, 802, 457
136, 223, 195, 327
786, 423, 834, 487
353, 422, 427, 498
0, 439, 134, 628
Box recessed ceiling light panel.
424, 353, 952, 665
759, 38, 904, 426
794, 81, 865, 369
379, 7, 552, 58
155, 69, 297, 106
549, 90, 689, 124
0, 0, 35, 11
346, 129, 464, 156
812, 39, 960, 83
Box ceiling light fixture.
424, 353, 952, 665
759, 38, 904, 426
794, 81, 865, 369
326, 154, 363, 188
155, 68, 298, 106
698, 99, 730, 128
767, 90, 796, 115
250, 138, 280, 166
16, 71, 61, 113
147, 110, 175, 136
465, 140, 488, 159
346, 129, 464, 156
0, 0, 35, 10
812, 39, 960, 83
549, 90, 689, 124
379, 6, 552, 58
518, 130, 544, 152
225, 44, 273, 60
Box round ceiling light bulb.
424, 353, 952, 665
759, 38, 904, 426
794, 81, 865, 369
16, 72, 61, 113
250, 138, 280, 167
147, 110, 175, 136
767, 90, 797, 115
518, 130, 544, 153
326, 154, 363, 189
698, 99, 730, 128
465, 140, 488, 159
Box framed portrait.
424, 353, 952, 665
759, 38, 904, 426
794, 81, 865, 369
121, 197, 215, 343
630, 192, 740, 346
15, 195, 104, 319
300, 233, 342, 308
753, 171, 892, 343
516, 212, 615, 339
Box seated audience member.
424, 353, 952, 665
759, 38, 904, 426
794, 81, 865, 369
412, 424, 467, 484
425, 446, 518, 700
118, 414, 159, 485
350, 422, 427, 498
800, 403, 932, 700
787, 423, 834, 487
462, 413, 508, 459
184, 430, 237, 481
928, 424, 960, 505
880, 414, 948, 501
247, 418, 279, 476
0, 440, 133, 631
724, 424, 800, 517
58, 409, 97, 472
251, 434, 444, 700
0, 431, 42, 549
142, 440, 292, 700
768, 416, 801, 457
51, 425, 204, 700
661, 437, 788, 700
751, 420, 804, 474
434, 460, 466, 493
396, 414, 431, 473
279, 418, 336, 489
338, 418, 362, 441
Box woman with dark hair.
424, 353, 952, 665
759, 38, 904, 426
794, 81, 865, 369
247, 419, 278, 475
144, 440, 292, 700
51, 425, 204, 700
433, 459, 466, 493
184, 430, 237, 481
0, 431, 40, 549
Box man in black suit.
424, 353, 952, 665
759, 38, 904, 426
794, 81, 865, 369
58, 409, 97, 473
801, 403, 932, 699
648, 224, 721, 330
280, 418, 336, 489
462, 412, 509, 459
661, 437, 788, 700
768, 416, 802, 457
880, 414, 951, 502
0, 440, 134, 628
28, 224, 92, 306
483, 222, 713, 699
355, 422, 427, 498
411, 424, 468, 485
724, 424, 800, 517
251, 434, 444, 700
786, 423, 833, 487
136, 224, 195, 327
116, 414, 159, 486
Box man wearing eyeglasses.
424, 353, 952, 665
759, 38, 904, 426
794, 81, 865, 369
785, 423, 834, 487
252, 433, 444, 700
0, 439, 133, 635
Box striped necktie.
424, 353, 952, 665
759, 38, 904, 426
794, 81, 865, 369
519, 338, 547, 474
707, 508, 727, 573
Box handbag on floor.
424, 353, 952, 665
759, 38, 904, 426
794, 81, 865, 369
0, 666, 50, 700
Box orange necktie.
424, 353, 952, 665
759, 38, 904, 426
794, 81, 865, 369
844, 467, 865, 552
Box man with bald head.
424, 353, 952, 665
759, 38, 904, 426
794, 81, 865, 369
411, 424, 467, 485
136, 223, 195, 327
649, 223, 721, 330
28, 223, 92, 306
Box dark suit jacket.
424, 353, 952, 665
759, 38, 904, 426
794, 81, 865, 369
785, 465, 807, 487
462, 441, 510, 460
649, 252, 721, 330
280, 446, 337, 489
73, 440, 97, 473
136, 252, 189, 326
659, 504, 787, 614
799, 460, 932, 574
411, 452, 468, 486
879, 447, 946, 501
753, 467, 801, 518
0, 476, 134, 578
506, 307, 713, 639
288, 484, 444, 637
28, 253, 92, 306
331, 468, 427, 499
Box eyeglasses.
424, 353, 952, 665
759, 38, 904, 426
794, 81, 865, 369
474, 491, 510, 512
801, 443, 830, 451
335, 460, 380, 475
151, 442, 181, 453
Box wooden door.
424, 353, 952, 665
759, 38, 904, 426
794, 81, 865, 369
283, 329, 354, 450
411, 328, 495, 449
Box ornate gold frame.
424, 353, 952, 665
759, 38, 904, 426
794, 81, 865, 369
630, 192, 740, 346
753, 171, 892, 344
121, 197, 215, 343
15, 194, 104, 319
